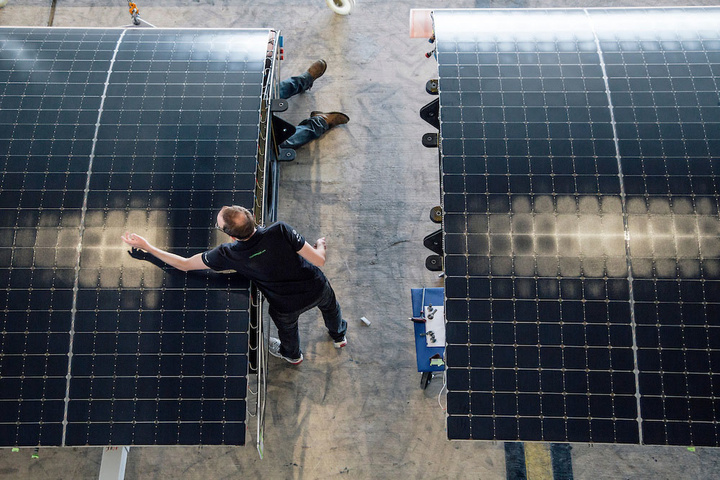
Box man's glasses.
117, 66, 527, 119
214, 222, 227, 234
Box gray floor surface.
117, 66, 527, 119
1, 0, 720, 478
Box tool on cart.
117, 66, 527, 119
420, 331, 437, 344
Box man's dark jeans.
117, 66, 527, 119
268, 281, 347, 359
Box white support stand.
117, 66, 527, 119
98, 446, 129, 480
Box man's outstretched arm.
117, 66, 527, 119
121, 232, 207, 272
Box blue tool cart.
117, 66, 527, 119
410, 287, 445, 389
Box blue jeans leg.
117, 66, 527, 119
267, 281, 346, 358
279, 116, 330, 149
278, 72, 314, 99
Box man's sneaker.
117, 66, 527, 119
268, 337, 303, 365
333, 336, 348, 349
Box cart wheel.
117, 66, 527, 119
326, 0, 355, 15
421, 371, 432, 389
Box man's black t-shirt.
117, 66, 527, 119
202, 221, 326, 313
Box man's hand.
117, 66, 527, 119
299, 238, 327, 267
121, 232, 151, 251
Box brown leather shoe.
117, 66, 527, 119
310, 111, 350, 129
307, 59, 327, 80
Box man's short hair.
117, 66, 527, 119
220, 205, 256, 240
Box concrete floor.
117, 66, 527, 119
2, 0, 720, 478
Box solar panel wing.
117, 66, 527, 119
0, 27, 272, 447
434, 7, 720, 446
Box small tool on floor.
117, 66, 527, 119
360, 316, 371, 326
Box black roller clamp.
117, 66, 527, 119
422, 132, 438, 148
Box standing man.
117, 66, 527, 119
121, 205, 347, 365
